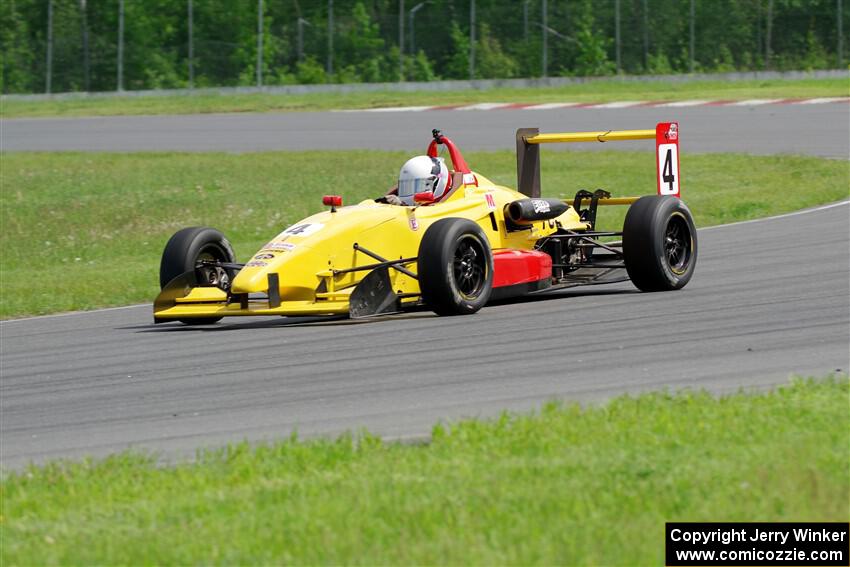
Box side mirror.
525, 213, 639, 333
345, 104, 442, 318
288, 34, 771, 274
413, 192, 435, 204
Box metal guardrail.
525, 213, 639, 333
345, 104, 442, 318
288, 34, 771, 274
2, 69, 846, 102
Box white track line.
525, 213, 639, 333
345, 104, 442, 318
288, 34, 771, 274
585, 101, 645, 109
653, 100, 711, 107
699, 200, 849, 231
5, 202, 847, 324
519, 102, 583, 110
728, 98, 784, 106
334, 97, 846, 113
797, 97, 850, 104
0, 303, 150, 324
454, 102, 514, 111
361, 105, 433, 112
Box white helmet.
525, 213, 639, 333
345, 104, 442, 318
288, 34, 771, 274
397, 156, 449, 205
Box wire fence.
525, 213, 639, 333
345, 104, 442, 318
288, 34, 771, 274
2, 0, 847, 95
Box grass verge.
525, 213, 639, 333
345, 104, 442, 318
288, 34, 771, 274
1, 149, 847, 318
2, 378, 847, 565
1, 78, 846, 118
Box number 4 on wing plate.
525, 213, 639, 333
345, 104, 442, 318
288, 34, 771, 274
658, 144, 679, 195
655, 122, 681, 197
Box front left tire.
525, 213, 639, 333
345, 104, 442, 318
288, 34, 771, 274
417, 218, 494, 316
159, 226, 236, 325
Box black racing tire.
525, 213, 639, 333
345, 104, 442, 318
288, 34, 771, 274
159, 227, 236, 325
623, 195, 697, 292
418, 218, 494, 316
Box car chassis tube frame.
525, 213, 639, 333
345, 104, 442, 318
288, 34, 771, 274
536, 230, 627, 272
339, 243, 419, 280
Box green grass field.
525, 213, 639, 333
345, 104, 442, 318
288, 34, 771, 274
1, 150, 847, 318
2, 378, 846, 565
2, 77, 846, 117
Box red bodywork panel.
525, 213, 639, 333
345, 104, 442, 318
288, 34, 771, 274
492, 249, 552, 288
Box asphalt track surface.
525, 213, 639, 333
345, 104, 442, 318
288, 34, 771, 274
2, 103, 849, 158
2, 202, 848, 469
2, 103, 849, 468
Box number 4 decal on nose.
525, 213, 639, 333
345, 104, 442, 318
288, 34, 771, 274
655, 122, 681, 197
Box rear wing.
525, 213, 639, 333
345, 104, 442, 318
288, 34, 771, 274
515, 122, 681, 199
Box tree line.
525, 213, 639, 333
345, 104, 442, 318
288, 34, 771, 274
1, 0, 846, 94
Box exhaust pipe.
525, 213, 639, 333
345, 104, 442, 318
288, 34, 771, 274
504, 198, 569, 225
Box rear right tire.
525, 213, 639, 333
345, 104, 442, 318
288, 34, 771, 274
623, 195, 697, 292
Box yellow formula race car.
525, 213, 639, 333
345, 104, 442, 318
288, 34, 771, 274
154, 124, 696, 324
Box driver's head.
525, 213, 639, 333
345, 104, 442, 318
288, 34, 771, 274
397, 156, 449, 205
